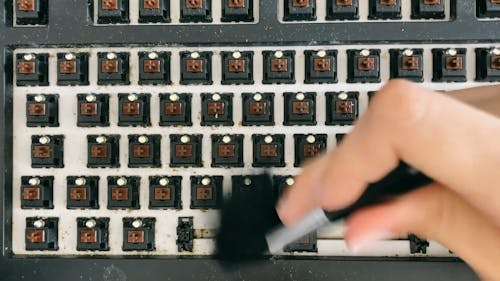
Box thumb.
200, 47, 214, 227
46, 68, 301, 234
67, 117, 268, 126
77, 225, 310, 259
344, 184, 500, 281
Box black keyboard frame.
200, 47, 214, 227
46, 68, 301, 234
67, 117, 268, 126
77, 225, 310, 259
1, 0, 494, 280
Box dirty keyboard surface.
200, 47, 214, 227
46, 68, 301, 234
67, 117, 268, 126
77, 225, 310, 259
1, 2, 499, 279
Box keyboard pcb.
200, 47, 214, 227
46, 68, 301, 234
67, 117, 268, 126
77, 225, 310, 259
1, 1, 499, 280
12, 43, 499, 256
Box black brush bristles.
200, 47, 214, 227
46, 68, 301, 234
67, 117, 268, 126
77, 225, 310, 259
215, 173, 282, 264
215, 163, 433, 268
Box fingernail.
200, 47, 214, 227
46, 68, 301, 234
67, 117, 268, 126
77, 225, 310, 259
346, 230, 394, 253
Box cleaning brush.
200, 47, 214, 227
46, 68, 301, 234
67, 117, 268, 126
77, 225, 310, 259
215, 162, 431, 263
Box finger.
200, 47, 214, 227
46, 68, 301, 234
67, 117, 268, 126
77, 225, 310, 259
277, 80, 500, 225
276, 154, 329, 224
445, 84, 500, 118
344, 184, 500, 281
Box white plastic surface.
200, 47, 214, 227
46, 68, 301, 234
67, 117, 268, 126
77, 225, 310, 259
12, 43, 498, 256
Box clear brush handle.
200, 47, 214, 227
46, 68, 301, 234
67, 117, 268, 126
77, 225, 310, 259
267, 162, 432, 253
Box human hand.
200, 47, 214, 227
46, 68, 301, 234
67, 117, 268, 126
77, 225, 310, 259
276, 80, 500, 280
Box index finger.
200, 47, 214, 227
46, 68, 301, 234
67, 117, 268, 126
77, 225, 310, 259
277, 80, 500, 225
